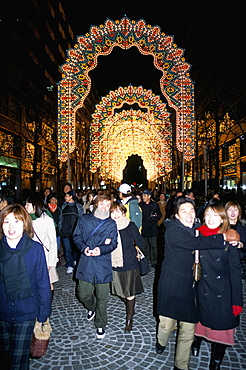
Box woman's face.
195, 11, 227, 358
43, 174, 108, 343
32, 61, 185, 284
111, 207, 124, 221
2, 212, 24, 244
226, 206, 239, 223
49, 197, 57, 204
175, 202, 195, 228
205, 208, 222, 229
25, 202, 35, 214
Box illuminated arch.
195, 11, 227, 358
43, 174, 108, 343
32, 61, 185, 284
99, 109, 169, 181
58, 16, 195, 162
90, 85, 172, 178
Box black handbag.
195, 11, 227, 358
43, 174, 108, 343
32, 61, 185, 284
135, 246, 151, 275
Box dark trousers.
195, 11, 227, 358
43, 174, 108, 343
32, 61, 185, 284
142, 236, 158, 266
0, 319, 35, 370
77, 280, 109, 329
61, 237, 77, 268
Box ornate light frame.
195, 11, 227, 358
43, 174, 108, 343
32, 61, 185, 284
58, 16, 195, 162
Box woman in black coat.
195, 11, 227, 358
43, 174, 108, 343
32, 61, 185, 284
110, 202, 144, 332
156, 197, 239, 370
192, 202, 243, 370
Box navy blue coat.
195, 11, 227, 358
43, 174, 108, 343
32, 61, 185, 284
198, 244, 243, 330
73, 213, 117, 284
157, 219, 225, 323
0, 234, 51, 323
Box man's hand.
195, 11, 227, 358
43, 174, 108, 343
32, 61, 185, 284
84, 247, 101, 256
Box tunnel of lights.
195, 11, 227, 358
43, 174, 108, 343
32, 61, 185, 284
90, 85, 172, 182
58, 16, 195, 181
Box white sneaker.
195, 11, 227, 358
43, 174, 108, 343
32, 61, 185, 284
96, 328, 105, 339
66, 266, 74, 274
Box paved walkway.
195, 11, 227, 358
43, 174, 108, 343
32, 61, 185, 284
30, 261, 246, 370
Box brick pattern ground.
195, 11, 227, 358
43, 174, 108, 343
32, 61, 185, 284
30, 261, 246, 370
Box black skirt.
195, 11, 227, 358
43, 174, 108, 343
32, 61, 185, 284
111, 269, 144, 298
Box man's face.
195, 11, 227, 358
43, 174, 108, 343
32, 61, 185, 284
97, 200, 111, 213
44, 189, 51, 197
64, 185, 71, 193
142, 194, 151, 203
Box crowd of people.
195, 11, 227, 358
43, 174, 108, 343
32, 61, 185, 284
0, 183, 245, 369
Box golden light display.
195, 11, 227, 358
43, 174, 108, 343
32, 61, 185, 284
90, 85, 172, 181
58, 16, 195, 165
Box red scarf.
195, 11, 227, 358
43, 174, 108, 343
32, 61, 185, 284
48, 203, 57, 213
198, 225, 220, 236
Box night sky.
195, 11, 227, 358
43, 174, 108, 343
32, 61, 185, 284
62, 0, 246, 118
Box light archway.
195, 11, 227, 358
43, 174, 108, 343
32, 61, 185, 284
58, 16, 194, 162
90, 84, 172, 180
98, 109, 169, 181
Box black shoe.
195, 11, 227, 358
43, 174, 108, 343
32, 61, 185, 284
156, 340, 166, 354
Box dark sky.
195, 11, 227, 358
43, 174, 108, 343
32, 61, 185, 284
62, 0, 246, 118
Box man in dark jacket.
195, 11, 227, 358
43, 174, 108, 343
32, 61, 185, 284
139, 189, 161, 267
73, 192, 117, 339
58, 191, 83, 274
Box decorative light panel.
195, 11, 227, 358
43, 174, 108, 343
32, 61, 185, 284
58, 16, 195, 162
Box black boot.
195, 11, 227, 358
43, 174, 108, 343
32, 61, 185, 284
124, 298, 135, 332
209, 342, 227, 370
191, 335, 202, 356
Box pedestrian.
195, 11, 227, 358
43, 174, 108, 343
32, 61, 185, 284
192, 202, 243, 370
110, 202, 144, 332
156, 197, 239, 370
225, 200, 246, 278
139, 189, 161, 267
118, 183, 142, 230
0, 204, 51, 370
73, 192, 117, 339
58, 190, 84, 274
47, 193, 62, 261
25, 194, 58, 289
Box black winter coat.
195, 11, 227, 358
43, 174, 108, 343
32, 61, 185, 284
157, 219, 225, 323
139, 200, 161, 237
73, 213, 117, 284
113, 222, 143, 272
198, 244, 243, 330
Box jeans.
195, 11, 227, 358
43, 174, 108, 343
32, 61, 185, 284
61, 237, 77, 268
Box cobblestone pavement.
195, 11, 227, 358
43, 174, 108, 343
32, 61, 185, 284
30, 261, 246, 370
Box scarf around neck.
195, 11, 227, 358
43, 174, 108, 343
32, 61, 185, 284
198, 225, 220, 236
94, 208, 109, 220
112, 216, 130, 268
0, 233, 32, 302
